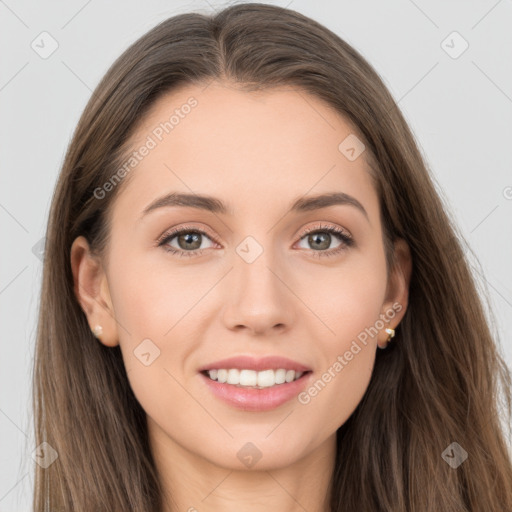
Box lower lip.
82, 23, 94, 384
200, 372, 312, 412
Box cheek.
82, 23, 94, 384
298, 346, 376, 438
297, 288, 381, 436
107, 258, 198, 423
106, 251, 201, 394
290, 256, 385, 430
295, 252, 387, 340
108, 249, 205, 339
101, 244, 387, 468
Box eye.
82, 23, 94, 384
157, 222, 354, 259
157, 226, 217, 258
295, 223, 354, 258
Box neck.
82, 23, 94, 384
148, 417, 336, 512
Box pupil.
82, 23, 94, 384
310, 233, 330, 250
179, 232, 201, 250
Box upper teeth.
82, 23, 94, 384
207, 369, 304, 388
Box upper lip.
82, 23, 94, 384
198, 355, 312, 373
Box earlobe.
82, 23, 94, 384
378, 238, 412, 349
70, 236, 119, 347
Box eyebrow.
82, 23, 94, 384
140, 191, 369, 221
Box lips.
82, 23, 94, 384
200, 369, 313, 411
198, 355, 312, 373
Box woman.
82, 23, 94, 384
32, 3, 512, 511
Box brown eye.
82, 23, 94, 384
296, 224, 354, 258
305, 232, 333, 251
176, 232, 202, 250
158, 228, 216, 257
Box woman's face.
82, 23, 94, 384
72, 81, 410, 471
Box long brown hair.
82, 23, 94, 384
32, 3, 512, 510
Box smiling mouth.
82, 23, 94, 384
201, 369, 312, 389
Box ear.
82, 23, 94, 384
70, 236, 119, 347
377, 238, 412, 349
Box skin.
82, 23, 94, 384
71, 81, 412, 512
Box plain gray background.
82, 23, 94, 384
1, 0, 511, 509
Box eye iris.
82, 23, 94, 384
178, 232, 201, 250
309, 232, 330, 250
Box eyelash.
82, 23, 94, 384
157, 223, 354, 259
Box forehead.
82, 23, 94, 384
112, 81, 379, 224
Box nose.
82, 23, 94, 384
221, 247, 296, 336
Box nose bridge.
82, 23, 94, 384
222, 233, 294, 333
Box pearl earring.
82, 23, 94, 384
378, 327, 396, 350
92, 324, 103, 338
385, 327, 395, 343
